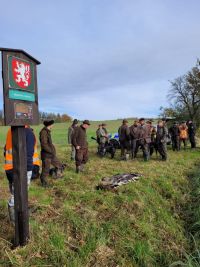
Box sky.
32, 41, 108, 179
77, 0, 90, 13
0, 0, 200, 120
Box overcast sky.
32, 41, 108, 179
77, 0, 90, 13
0, 0, 200, 120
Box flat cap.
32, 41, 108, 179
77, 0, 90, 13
83, 120, 90, 125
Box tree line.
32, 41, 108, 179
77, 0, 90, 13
0, 111, 72, 125
160, 59, 200, 125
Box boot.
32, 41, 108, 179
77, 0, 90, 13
80, 164, 85, 172
40, 177, 49, 188
76, 166, 81, 173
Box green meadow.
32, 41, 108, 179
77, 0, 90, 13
0, 121, 200, 267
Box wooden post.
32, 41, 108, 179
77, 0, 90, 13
0, 48, 40, 247
11, 126, 29, 246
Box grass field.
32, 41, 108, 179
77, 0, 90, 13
0, 121, 200, 267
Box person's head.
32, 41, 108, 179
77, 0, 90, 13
158, 120, 164, 127
82, 120, 91, 129
134, 120, 139, 126
98, 124, 102, 128
139, 118, 145, 125
43, 120, 54, 130
72, 119, 79, 127
122, 119, 128, 125
146, 120, 152, 126
102, 123, 107, 128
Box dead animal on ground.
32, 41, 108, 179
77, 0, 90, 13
97, 173, 142, 190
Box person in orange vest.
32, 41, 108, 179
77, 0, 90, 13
4, 126, 39, 223
179, 121, 188, 150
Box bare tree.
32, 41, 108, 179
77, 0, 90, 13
168, 70, 200, 121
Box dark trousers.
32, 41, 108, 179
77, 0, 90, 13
180, 138, 187, 149
40, 156, 62, 181
135, 141, 150, 161
189, 135, 196, 148
131, 139, 137, 158
120, 141, 130, 159
171, 136, 180, 151
75, 148, 88, 167
157, 142, 167, 160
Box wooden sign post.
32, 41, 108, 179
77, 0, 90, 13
0, 48, 40, 246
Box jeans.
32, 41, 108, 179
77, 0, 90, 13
8, 171, 32, 207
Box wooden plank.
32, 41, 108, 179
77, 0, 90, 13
11, 126, 29, 246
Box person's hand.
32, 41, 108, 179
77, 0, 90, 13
76, 146, 80, 150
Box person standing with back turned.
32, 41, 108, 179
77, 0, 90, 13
68, 119, 79, 160
40, 120, 63, 187
72, 120, 90, 173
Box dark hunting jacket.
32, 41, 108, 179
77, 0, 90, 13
72, 125, 88, 149
40, 127, 56, 159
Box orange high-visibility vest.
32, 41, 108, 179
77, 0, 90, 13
4, 128, 40, 171
179, 126, 188, 139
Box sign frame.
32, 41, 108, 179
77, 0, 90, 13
0, 48, 41, 247
0, 48, 40, 126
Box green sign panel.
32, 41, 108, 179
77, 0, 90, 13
8, 55, 35, 92
9, 89, 35, 102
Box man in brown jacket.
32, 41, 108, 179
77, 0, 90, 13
135, 118, 151, 161
118, 119, 130, 160
72, 120, 90, 173
40, 120, 63, 187
129, 120, 139, 159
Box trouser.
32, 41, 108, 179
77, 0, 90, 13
6, 170, 32, 207
98, 142, 106, 156
180, 138, 187, 149
157, 142, 167, 160
40, 156, 62, 181
71, 145, 76, 160
189, 135, 196, 148
135, 141, 150, 161
120, 141, 130, 159
141, 143, 150, 161
171, 136, 180, 151
75, 148, 88, 167
131, 139, 137, 158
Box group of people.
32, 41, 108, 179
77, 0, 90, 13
95, 118, 197, 162
169, 121, 196, 151
118, 118, 168, 161
3, 117, 197, 223
4, 119, 91, 222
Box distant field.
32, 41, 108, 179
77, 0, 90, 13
0, 121, 200, 267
